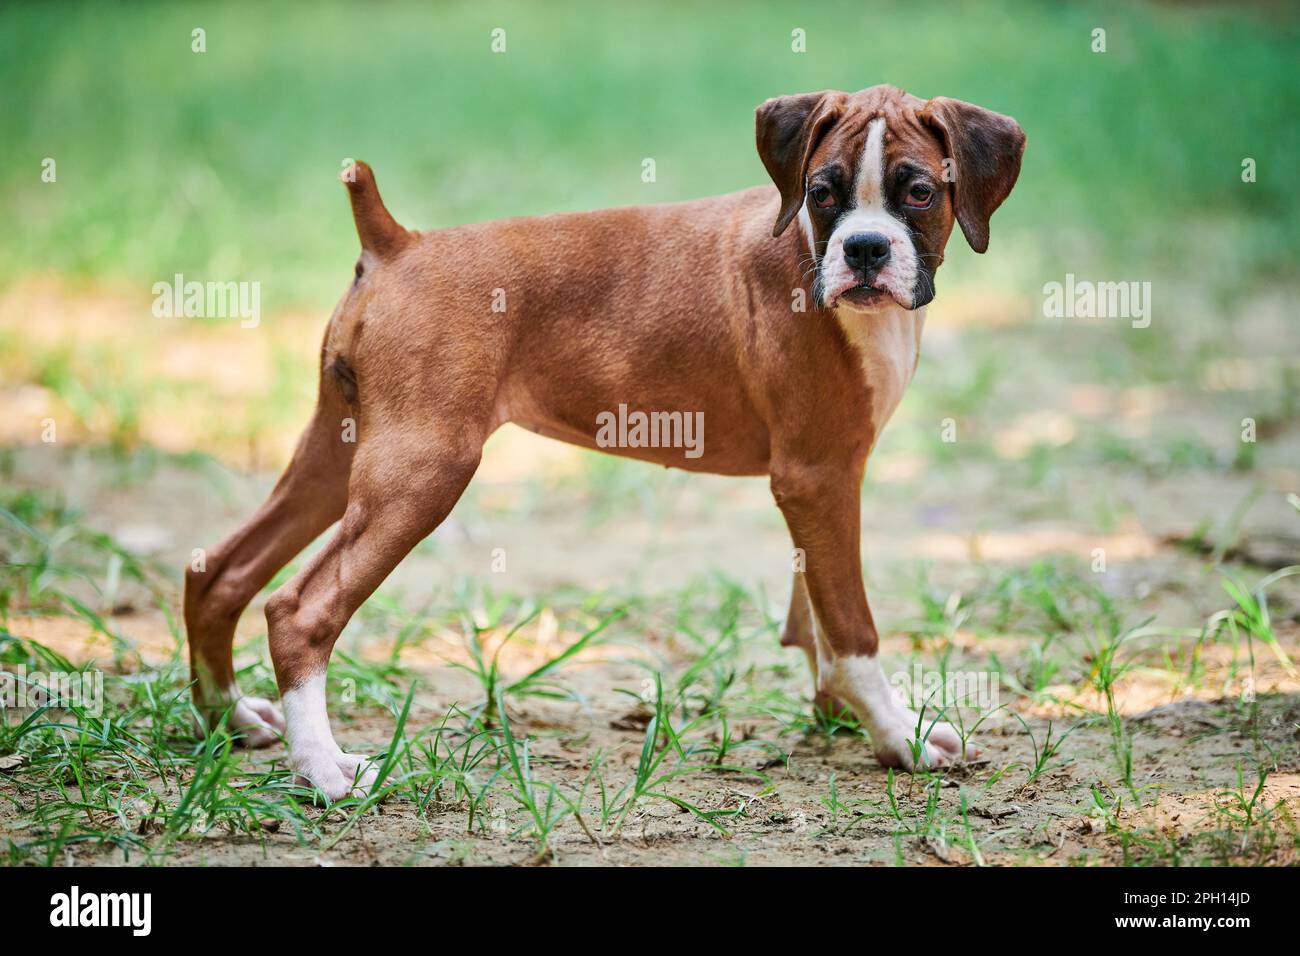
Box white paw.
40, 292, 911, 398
292, 747, 380, 801
818, 655, 979, 773
196, 691, 285, 747
228, 696, 286, 748
870, 709, 977, 771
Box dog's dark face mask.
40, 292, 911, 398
755, 85, 1026, 312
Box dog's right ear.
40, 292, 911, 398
342, 161, 410, 258
755, 91, 843, 238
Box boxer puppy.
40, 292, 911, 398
184, 84, 1025, 798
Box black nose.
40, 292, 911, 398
843, 232, 891, 272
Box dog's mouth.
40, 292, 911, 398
838, 283, 890, 308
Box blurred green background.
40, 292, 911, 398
2, 0, 1297, 311
0, 0, 1296, 474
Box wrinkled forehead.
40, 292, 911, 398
808, 89, 946, 180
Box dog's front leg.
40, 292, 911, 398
771, 459, 974, 770
779, 571, 851, 720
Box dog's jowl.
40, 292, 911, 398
184, 84, 1025, 798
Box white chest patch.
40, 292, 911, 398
835, 304, 926, 439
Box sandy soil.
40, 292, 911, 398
2, 279, 1298, 865
3, 437, 1298, 866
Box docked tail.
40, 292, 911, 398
341, 160, 411, 258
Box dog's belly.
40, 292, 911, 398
499, 396, 772, 476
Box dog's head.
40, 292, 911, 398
756, 84, 1025, 313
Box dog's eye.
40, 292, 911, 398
809, 185, 836, 209
353, 261, 364, 281
904, 184, 933, 208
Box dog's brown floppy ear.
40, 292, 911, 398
755, 91, 844, 238
920, 97, 1025, 253
342, 161, 410, 258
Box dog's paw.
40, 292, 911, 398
196, 693, 286, 748
869, 710, 977, 771
291, 748, 380, 801
227, 696, 286, 748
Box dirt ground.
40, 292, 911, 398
3, 436, 1298, 866
1, 281, 1298, 866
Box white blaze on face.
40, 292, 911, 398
855, 117, 887, 207
820, 117, 920, 310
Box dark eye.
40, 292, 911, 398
904, 184, 934, 209
809, 185, 836, 209
354, 260, 364, 281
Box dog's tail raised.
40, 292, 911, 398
341, 160, 411, 258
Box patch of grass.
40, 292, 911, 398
602, 673, 757, 837
1, 476, 1295, 866
494, 690, 576, 861
0, 650, 316, 865
447, 595, 624, 721
0, 490, 168, 665
1010, 713, 1093, 788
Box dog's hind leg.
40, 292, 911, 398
264, 425, 483, 800
184, 376, 355, 746
779, 570, 850, 722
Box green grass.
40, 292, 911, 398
1, 572, 1294, 864
3, 486, 1296, 863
